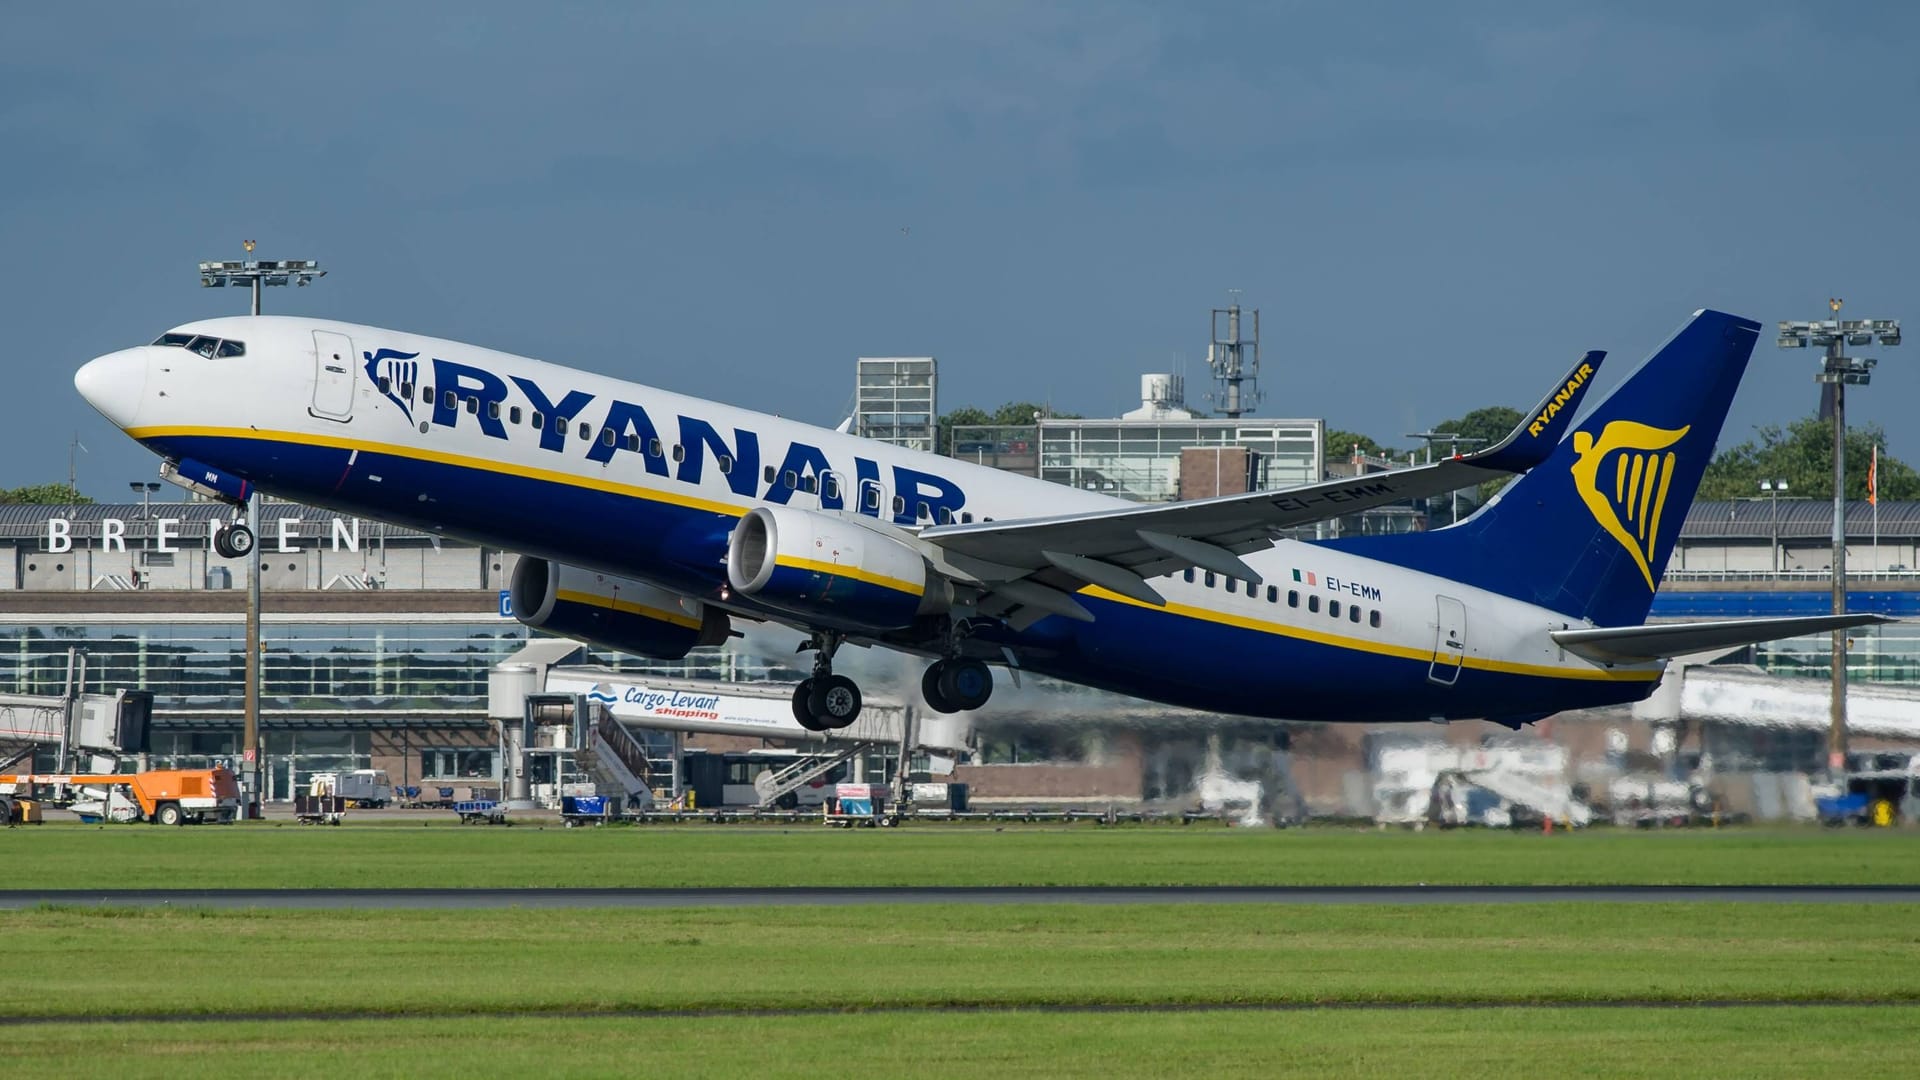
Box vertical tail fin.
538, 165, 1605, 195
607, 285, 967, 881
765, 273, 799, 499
1334, 310, 1762, 626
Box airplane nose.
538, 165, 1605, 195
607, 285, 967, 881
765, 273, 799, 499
75, 348, 150, 429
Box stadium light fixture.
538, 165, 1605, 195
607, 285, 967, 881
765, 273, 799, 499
1776, 299, 1900, 778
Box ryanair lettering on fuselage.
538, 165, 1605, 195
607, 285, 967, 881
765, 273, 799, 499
386, 354, 967, 525
1526, 361, 1596, 438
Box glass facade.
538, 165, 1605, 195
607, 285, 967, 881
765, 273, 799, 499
1038, 419, 1322, 503
1753, 625, 1920, 684
0, 618, 529, 710
856, 357, 937, 451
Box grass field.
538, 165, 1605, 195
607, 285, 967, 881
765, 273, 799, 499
5, 822, 1918, 889
9, 1007, 1916, 1080
5, 902, 1919, 1077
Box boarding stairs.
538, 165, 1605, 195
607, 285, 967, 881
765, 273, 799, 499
753, 741, 876, 808
1460, 767, 1593, 827
572, 709, 656, 810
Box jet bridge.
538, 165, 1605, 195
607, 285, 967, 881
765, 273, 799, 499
0, 654, 152, 773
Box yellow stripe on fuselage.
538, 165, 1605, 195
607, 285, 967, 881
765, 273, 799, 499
1075, 586, 1660, 683
773, 555, 925, 597
553, 588, 703, 630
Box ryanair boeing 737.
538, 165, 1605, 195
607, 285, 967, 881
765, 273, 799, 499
73, 309, 1887, 730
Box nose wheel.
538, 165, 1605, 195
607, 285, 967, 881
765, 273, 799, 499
922, 658, 993, 714
792, 632, 863, 730
213, 523, 255, 560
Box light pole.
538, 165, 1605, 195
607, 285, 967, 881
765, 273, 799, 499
128, 481, 160, 588
1778, 301, 1901, 775
1760, 479, 1787, 574
198, 244, 327, 813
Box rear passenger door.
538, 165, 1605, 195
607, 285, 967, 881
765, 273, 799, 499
311, 331, 356, 422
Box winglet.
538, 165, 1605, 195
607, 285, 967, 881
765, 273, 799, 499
1462, 351, 1606, 472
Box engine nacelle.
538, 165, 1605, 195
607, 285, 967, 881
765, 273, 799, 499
726, 505, 942, 630
509, 558, 728, 660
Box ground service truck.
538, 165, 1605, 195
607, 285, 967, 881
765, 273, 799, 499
0, 767, 242, 824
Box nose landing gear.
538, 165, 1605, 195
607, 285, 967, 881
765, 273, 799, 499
792, 632, 863, 731
212, 523, 255, 559
922, 658, 993, 714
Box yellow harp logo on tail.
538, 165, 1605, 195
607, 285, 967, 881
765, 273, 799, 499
1570, 420, 1690, 591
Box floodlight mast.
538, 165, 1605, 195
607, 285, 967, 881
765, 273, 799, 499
1776, 299, 1901, 777
197, 244, 327, 813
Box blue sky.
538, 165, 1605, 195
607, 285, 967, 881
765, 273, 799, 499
5, 2, 1918, 497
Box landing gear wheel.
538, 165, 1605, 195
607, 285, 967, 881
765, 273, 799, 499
922, 664, 957, 713
792, 679, 830, 732
213, 523, 255, 559
938, 659, 994, 711
923, 659, 993, 713
810, 674, 862, 729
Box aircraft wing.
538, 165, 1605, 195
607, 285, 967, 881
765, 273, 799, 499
1550, 614, 1895, 665
921, 351, 1605, 622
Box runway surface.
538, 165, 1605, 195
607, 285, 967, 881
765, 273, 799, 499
5, 884, 1920, 909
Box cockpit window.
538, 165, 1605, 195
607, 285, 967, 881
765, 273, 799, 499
151, 332, 245, 358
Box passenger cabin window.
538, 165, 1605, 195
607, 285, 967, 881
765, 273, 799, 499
717, 455, 733, 474
1308, 595, 1320, 613
917, 501, 931, 521
1369, 610, 1382, 628
530, 411, 543, 429
1204, 572, 1216, 588
961, 512, 973, 523
802, 475, 817, 494
864, 487, 881, 511
443, 391, 456, 410
400, 381, 414, 398
577, 422, 591, 441
378, 376, 391, 394
1287, 590, 1299, 607
624, 434, 641, 452
672, 444, 685, 463
891, 495, 906, 515
555, 415, 568, 432
1330, 600, 1341, 619
465, 396, 479, 414
822, 476, 839, 500
783, 470, 797, 489
1183, 569, 1195, 583
509, 406, 522, 425
488, 402, 501, 420
1349, 605, 1361, 623
1266, 585, 1278, 603
600, 428, 616, 447
764, 465, 777, 484
421, 386, 433, 400
1225, 578, 1237, 595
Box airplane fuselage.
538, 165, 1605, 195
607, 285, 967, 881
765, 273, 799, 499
80, 316, 1662, 723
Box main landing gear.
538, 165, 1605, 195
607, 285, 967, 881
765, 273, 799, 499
793, 632, 863, 732
212, 523, 255, 559
922, 658, 993, 714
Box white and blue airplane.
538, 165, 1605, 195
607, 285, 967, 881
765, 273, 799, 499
74, 308, 1886, 730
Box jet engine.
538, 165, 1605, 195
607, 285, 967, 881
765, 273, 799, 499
726, 505, 946, 630
509, 558, 728, 660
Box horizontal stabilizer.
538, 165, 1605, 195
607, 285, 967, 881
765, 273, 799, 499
1551, 614, 1895, 665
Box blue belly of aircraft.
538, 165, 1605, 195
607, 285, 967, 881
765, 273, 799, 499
144, 430, 1653, 723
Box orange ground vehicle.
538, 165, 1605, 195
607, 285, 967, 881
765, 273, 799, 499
0, 767, 242, 825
